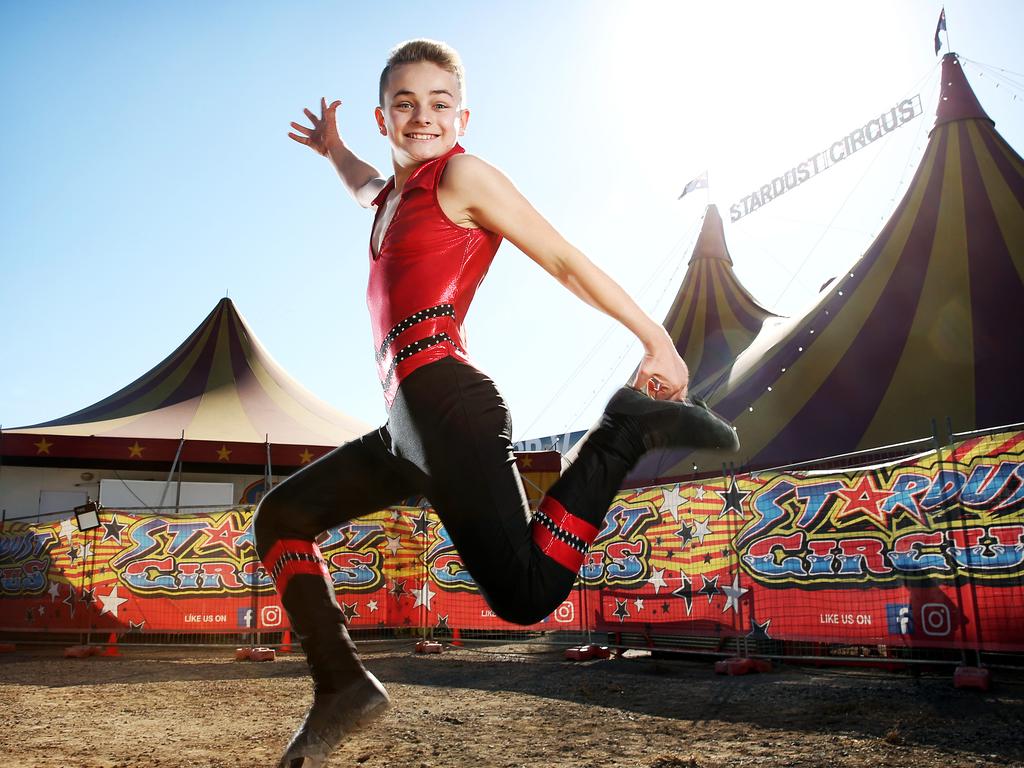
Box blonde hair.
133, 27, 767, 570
379, 39, 466, 106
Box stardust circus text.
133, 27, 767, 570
730, 95, 923, 222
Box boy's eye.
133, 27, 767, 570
396, 102, 413, 109
433, 103, 449, 110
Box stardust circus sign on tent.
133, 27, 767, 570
729, 95, 924, 223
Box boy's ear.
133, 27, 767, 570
458, 108, 470, 136
374, 106, 387, 136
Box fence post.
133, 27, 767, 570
932, 418, 968, 667
946, 417, 985, 668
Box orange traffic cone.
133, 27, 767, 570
451, 628, 463, 647
103, 632, 120, 657
279, 629, 292, 654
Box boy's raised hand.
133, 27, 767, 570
288, 98, 342, 156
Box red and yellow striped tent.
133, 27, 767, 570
632, 53, 1024, 482
662, 204, 778, 396
1, 298, 372, 471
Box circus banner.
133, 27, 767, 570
729, 94, 923, 222
1, 430, 1022, 652
594, 429, 1024, 652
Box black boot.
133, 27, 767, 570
276, 673, 390, 768
603, 386, 740, 454
276, 574, 391, 768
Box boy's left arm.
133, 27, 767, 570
444, 155, 688, 400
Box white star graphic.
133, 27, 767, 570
411, 582, 436, 611
79, 542, 93, 561
98, 584, 129, 619
659, 485, 684, 522
48, 581, 61, 602
721, 573, 749, 614
647, 567, 668, 594
37, 605, 45, 616
692, 516, 713, 545
693, 485, 706, 501
386, 536, 402, 556
367, 600, 379, 613
59, 518, 75, 544
633, 598, 645, 612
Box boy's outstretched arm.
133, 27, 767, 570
444, 155, 689, 400
289, 98, 386, 208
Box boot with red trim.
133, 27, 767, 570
260, 538, 392, 768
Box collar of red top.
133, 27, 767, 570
371, 143, 465, 207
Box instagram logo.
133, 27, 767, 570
920, 603, 951, 636
261, 605, 282, 627
553, 601, 575, 624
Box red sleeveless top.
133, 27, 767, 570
367, 144, 503, 408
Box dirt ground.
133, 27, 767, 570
2, 641, 1023, 768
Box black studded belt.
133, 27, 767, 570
376, 303, 457, 363
379, 304, 459, 391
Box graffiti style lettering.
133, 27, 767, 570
200, 562, 243, 589
430, 554, 476, 588
0, 559, 47, 594
745, 533, 806, 577
947, 525, 1024, 571
581, 551, 605, 583
596, 503, 656, 543
739, 480, 795, 547
344, 523, 385, 550
921, 469, 967, 512
880, 473, 930, 524
994, 464, 1024, 512
960, 462, 1018, 507
328, 551, 381, 591
835, 538, 890, 576
605, 540, 646, 582
426, 525, 455, 561
123, 557, 177, 590
887, 531, 948, 573
0, 531, 53, 561
795, 481, 844, 530
742, 525, 1024, 585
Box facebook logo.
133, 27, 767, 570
886, 604, 914, 635
237, 608, 254, 628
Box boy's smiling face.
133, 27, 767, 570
375, 61, 469, 166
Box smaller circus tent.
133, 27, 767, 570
630, 53, 1024, 483
1, 298, 372, 473
661, 204, 779, 396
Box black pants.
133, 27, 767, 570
254, 358, 637, 689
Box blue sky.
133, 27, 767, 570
2, 1, 1022, 440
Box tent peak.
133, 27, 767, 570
689, 204, 732, 265
933, 53, 992, 133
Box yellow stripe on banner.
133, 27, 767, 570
721, 135, 945, 461
664, 273, 696, 341
862, 126, 975, 446
969, 123, 1024, 287
188, 314, 262, 442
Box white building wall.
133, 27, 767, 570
0, 465, 277, 523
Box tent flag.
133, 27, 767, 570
934, 8, 947, 55
678, 171, 709, 200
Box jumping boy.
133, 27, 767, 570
258, 39, 739, 767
